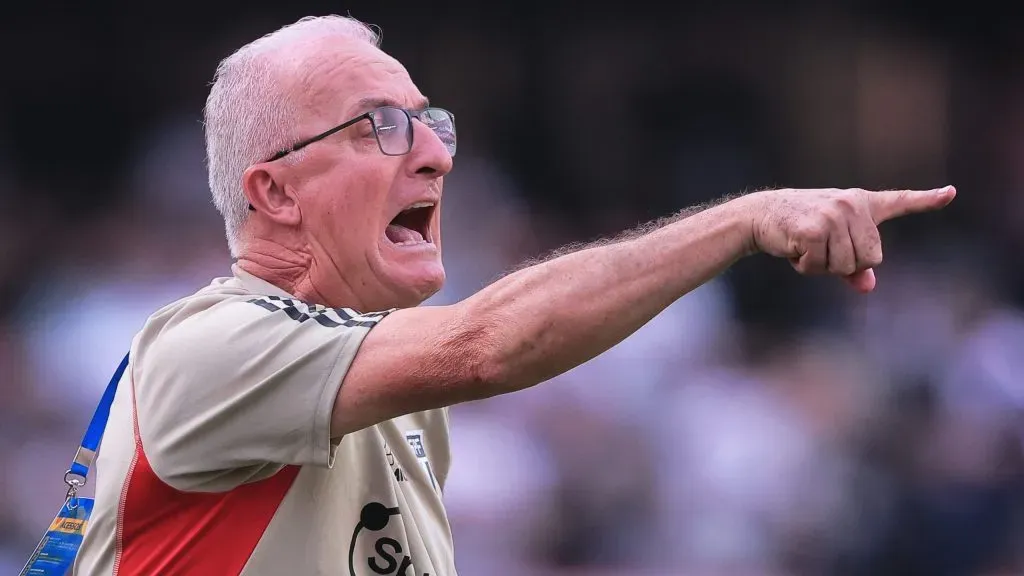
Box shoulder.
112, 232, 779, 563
132, 275, 391, 376
129, 275, 278, 372
136, 277, 253, 344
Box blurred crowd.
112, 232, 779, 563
2, 3, 1024, 575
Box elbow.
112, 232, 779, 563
443, 307, 514, 398
472, 350, 509, 397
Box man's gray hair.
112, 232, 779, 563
204, 15, 380, 257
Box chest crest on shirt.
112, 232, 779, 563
403, 430, 438, 492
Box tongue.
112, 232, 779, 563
386, 224, 424, 244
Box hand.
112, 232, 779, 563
748, 186, 956, 293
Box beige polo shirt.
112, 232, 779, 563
73, 265, 456, 575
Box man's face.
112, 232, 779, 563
276, 39, 453, 311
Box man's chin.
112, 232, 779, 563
374, 240, 445, 307
383, 266, 446, 309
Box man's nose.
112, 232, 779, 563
406, 121, 453, 177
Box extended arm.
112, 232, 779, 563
332, 186, 955, 436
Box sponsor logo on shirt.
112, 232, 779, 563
349, 502, 431, 576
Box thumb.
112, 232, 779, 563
842, 268, 876, 293
869, 185, 956, 224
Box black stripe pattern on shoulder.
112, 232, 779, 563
246, 296, 390, 328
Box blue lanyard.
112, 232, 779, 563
64, 353, 130, 500
19, 354, 130, 576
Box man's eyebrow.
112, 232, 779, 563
350, 96, 431, 115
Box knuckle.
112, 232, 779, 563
820, 204, 845, 223
804, 251, 827, 268
858, 243, 884, 267
797, 221, 828, 242
830, 255, 856, 275
834, 191, 861, 213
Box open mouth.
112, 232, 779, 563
385, 201, 434, 246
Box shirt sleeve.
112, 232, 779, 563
133, 294, 391, 492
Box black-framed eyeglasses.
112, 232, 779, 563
248, 106, 456, 211
266, 105, 456, 162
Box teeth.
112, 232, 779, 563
402, 201, 435, 212
393, 239, 429, 246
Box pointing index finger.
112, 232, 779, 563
868, 186, 956, 224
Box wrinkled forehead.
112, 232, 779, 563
295, 38, 427, 123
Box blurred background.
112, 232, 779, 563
2, 2, 1023, 575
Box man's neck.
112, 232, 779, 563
236, 253, 334, 307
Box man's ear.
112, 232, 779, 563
242, 163, 301, 226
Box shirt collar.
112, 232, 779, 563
232, 263, 297, 299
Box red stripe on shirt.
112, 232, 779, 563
114, 369, 300, 575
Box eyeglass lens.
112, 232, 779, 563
370, 107, 457, 157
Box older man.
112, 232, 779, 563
72, 14, 954, 576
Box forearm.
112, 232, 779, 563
463, 196, 755, 391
